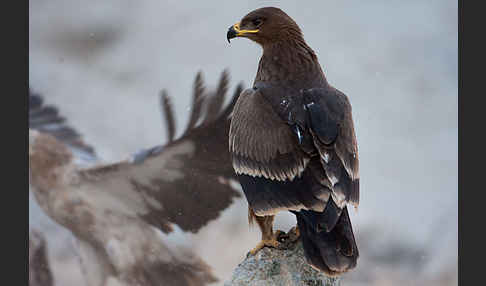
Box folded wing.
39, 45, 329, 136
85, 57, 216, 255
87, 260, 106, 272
229, 84, 359, 222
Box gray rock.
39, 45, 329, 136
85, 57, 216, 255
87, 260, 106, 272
224, 240, 340, 286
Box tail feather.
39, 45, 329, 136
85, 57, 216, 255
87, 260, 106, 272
295, 206, 358, 276
299, 199, 342, 233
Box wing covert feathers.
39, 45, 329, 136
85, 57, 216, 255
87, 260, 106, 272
184, 72, 206, 133
230, 88, 309, 182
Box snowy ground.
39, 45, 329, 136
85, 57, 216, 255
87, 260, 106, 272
29, 0, 457, 285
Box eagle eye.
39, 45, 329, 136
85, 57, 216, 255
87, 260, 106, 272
252, 18, 263, 27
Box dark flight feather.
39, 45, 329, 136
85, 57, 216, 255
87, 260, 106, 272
204, 70, 229, 124
296, 207, 358, 275
185, 72, 206, 132
219, 82, 243, 120
29, 88, 97, 161
303, 89, 339, 145
160, 90, 176, 142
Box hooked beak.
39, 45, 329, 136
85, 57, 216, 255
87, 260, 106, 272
227, 22, 259, 43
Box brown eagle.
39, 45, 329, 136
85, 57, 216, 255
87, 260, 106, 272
29, 71, 243, 286
227, 7, 360, 276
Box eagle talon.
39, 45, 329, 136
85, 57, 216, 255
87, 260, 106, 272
275, 230, 287, 242
249, 230, 286, 255
288, 226, 300, 242
277, 227, 300, 248
249, 239, 282, 255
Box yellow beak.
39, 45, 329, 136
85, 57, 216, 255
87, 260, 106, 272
227, 22, 259, 42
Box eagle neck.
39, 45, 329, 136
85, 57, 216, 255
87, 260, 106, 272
255, 39, 327, 89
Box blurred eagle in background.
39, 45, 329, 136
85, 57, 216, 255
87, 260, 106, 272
28, 71, 243, 286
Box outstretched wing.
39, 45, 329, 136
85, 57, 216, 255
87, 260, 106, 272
29, 71, 244, 286
230, 84, 358, 230
29, 88, 98, 164
79, 71, 243, 233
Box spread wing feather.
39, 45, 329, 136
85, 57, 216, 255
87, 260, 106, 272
78, 72, 242, 233
204, 70, 229, 124
185, 72, 206, 132
160, 90, 176, 143
29, 72, 244, 286
29, 72, 243, 234
29, 88, 98, 163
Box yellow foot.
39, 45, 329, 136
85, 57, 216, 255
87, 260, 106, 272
249, 240, 280, 255
249, 230, 285, 255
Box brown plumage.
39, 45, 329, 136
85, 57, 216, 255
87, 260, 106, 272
228, 7, 359, 276
29, 71, 243, 286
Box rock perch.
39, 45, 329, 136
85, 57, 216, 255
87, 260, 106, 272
225, 235, 341, 286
